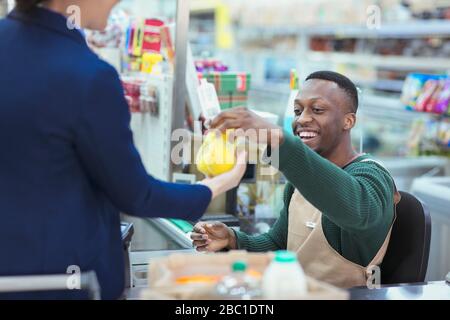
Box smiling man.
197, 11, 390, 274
191, 71, 401, 288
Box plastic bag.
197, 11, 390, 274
196, 131, 236, 177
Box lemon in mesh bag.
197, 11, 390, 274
196, 131, 237, 177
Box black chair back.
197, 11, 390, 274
381, 191, 432, 284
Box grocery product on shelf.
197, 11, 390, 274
400, 73, 450, 156
416, 78, 441, 112
436, 79, 450, 114
122, 17, 174, 73
283, 69, 299, 132
141, 19, 164, 53
141, 52, 163, 74
401, 73, 450, 115
407, 117, 450, 156
121, 76, 159, 115
196, 60, 251, 110
195, 58, 229, 73
121, 77, 144, 113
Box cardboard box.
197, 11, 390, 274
197, 72, 251, 110
202, 72, 251, 94
140, 251, 349, 300
217, 92, 249, 110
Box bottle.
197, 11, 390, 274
262, 251, 307, 299
215, 261, 261, 300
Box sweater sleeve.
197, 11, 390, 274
74, 62, 211, 220
233, 184, 294, 251
272, 131, 394, 234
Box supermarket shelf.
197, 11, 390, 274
238, 20, 450, 38
360, 93, 434, 126
304, 20, 450, 38
360, 93, 449, 126
362, 93, 403, 109
306, 52, 450, 71
237, 26, 302, 38
190, 0, 218, 13
354, 78, 405, 92
250, 81, 290, 95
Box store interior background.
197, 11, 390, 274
1, 0, 449, 287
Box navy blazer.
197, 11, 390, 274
0, 7, 211, 299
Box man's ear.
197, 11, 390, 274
343, 113, 356, 131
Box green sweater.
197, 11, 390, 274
234, 132, 395, 266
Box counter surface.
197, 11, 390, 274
126, 281, 450, 300
349, 281, 450, 300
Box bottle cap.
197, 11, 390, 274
274, 251, 297, 263
232, 260, 247, 272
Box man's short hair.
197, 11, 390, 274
305, 71, 359, 113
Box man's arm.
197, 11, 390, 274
274, 131, 395, 233
232, 184, 293, 251
191, 184, 293, 252
208, 107, 394, 235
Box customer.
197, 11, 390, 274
0, 0, 246, 299
191, 71, 401, 288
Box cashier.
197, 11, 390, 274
191, 71, 401, 288
0, 0, 246, 299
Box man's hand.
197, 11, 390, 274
209, 107, 284, 147
190, 221, 237, 252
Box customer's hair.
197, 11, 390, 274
305, 71, 359, 113
15, 0, 45, 11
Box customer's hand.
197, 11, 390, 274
190, 221, 237, 252
198, 150, 247, 200
209, 107, 284, 148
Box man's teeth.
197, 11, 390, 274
300, 132, 318, 139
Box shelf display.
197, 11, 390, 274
195, 58, 251, 110
399, 73, 450, 156
198, 71, 251, 109
188, 1, 450, 160
402, 73, 450, 115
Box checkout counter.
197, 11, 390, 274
122, 217, 196, 287
122, 216, 450, 301
120, 142, 450, 299
123, 214, 243, 288
122, 156, 450, 299
122, 165, 257, 288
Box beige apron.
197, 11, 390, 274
286, 158, 401, 288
